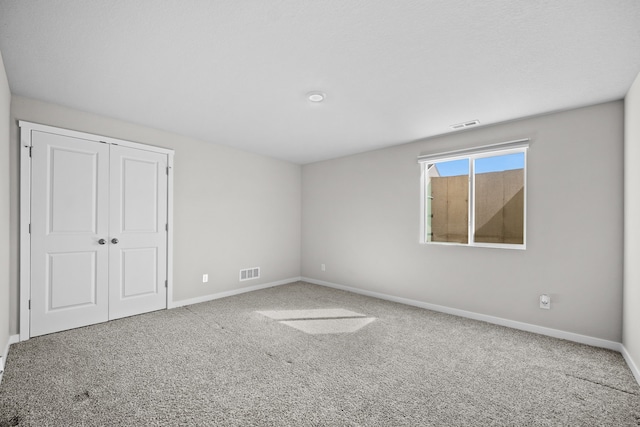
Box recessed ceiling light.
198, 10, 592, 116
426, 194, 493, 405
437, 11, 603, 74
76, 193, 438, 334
307, 91, 326, 102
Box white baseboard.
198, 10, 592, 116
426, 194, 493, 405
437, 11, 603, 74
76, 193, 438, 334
620, 345, 640, 386
170, 277, 301, 308
302, 277, 621, 351
1, 335, 19, 384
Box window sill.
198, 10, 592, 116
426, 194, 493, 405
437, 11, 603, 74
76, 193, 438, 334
420, 241, 526, 250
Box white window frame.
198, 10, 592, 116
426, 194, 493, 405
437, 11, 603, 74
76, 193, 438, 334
419, 139, 529, 250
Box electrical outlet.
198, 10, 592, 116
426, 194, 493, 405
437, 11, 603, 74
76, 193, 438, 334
540, 294, 550, 309
202, 274, 208, 283
321, 264, 326, 272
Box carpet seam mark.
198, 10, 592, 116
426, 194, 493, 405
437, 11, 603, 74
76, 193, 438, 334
182, 306, 226, 330
564, 373, 639, 396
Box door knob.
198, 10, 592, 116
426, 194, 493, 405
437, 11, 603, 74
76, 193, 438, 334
111, 238, 119, 244
98, 239, 106, 245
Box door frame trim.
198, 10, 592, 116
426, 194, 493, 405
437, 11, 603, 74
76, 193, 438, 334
19, 121, 175, 341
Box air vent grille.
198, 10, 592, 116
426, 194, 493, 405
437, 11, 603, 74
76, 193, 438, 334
450, 119, 480, 130
240, 267, 260, 281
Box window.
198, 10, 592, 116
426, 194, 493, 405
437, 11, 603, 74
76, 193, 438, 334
419, 140, 528, 249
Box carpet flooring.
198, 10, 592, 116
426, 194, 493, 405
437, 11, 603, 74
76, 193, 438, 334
1, 281, 639, 426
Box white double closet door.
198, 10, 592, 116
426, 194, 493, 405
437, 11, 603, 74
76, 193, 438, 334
30, 130, 168, 337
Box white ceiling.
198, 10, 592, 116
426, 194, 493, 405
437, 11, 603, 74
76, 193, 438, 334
1, 1, 639, 164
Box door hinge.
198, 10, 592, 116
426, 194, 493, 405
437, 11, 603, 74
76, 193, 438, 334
28, 146, 32, 157
28, 223, 31, 234
165, 280, 168, 288
28, 300, 31, 310
166, 166, 169, 175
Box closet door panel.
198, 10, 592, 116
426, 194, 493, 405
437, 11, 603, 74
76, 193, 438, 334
30, 131, 110, 337
109, 145, 167, 320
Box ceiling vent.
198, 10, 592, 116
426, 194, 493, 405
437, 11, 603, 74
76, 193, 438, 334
451, 120, 480, 130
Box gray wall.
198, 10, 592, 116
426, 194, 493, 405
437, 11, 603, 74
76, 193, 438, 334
302, 101, 624, 342
9, 96, 301, 334
4, 95, 628, 345
624, 72, 640, 372
0, 52, 10, 365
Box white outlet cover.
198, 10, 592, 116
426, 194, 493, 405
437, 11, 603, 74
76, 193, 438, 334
203, 274, 208, 283
540, 294, 550, 309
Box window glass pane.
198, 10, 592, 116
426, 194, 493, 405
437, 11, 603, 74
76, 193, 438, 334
426, 159, 469, 243
473, 152, 525, 244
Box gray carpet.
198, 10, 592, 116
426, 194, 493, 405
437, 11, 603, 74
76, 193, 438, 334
1, 281, 639, 426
